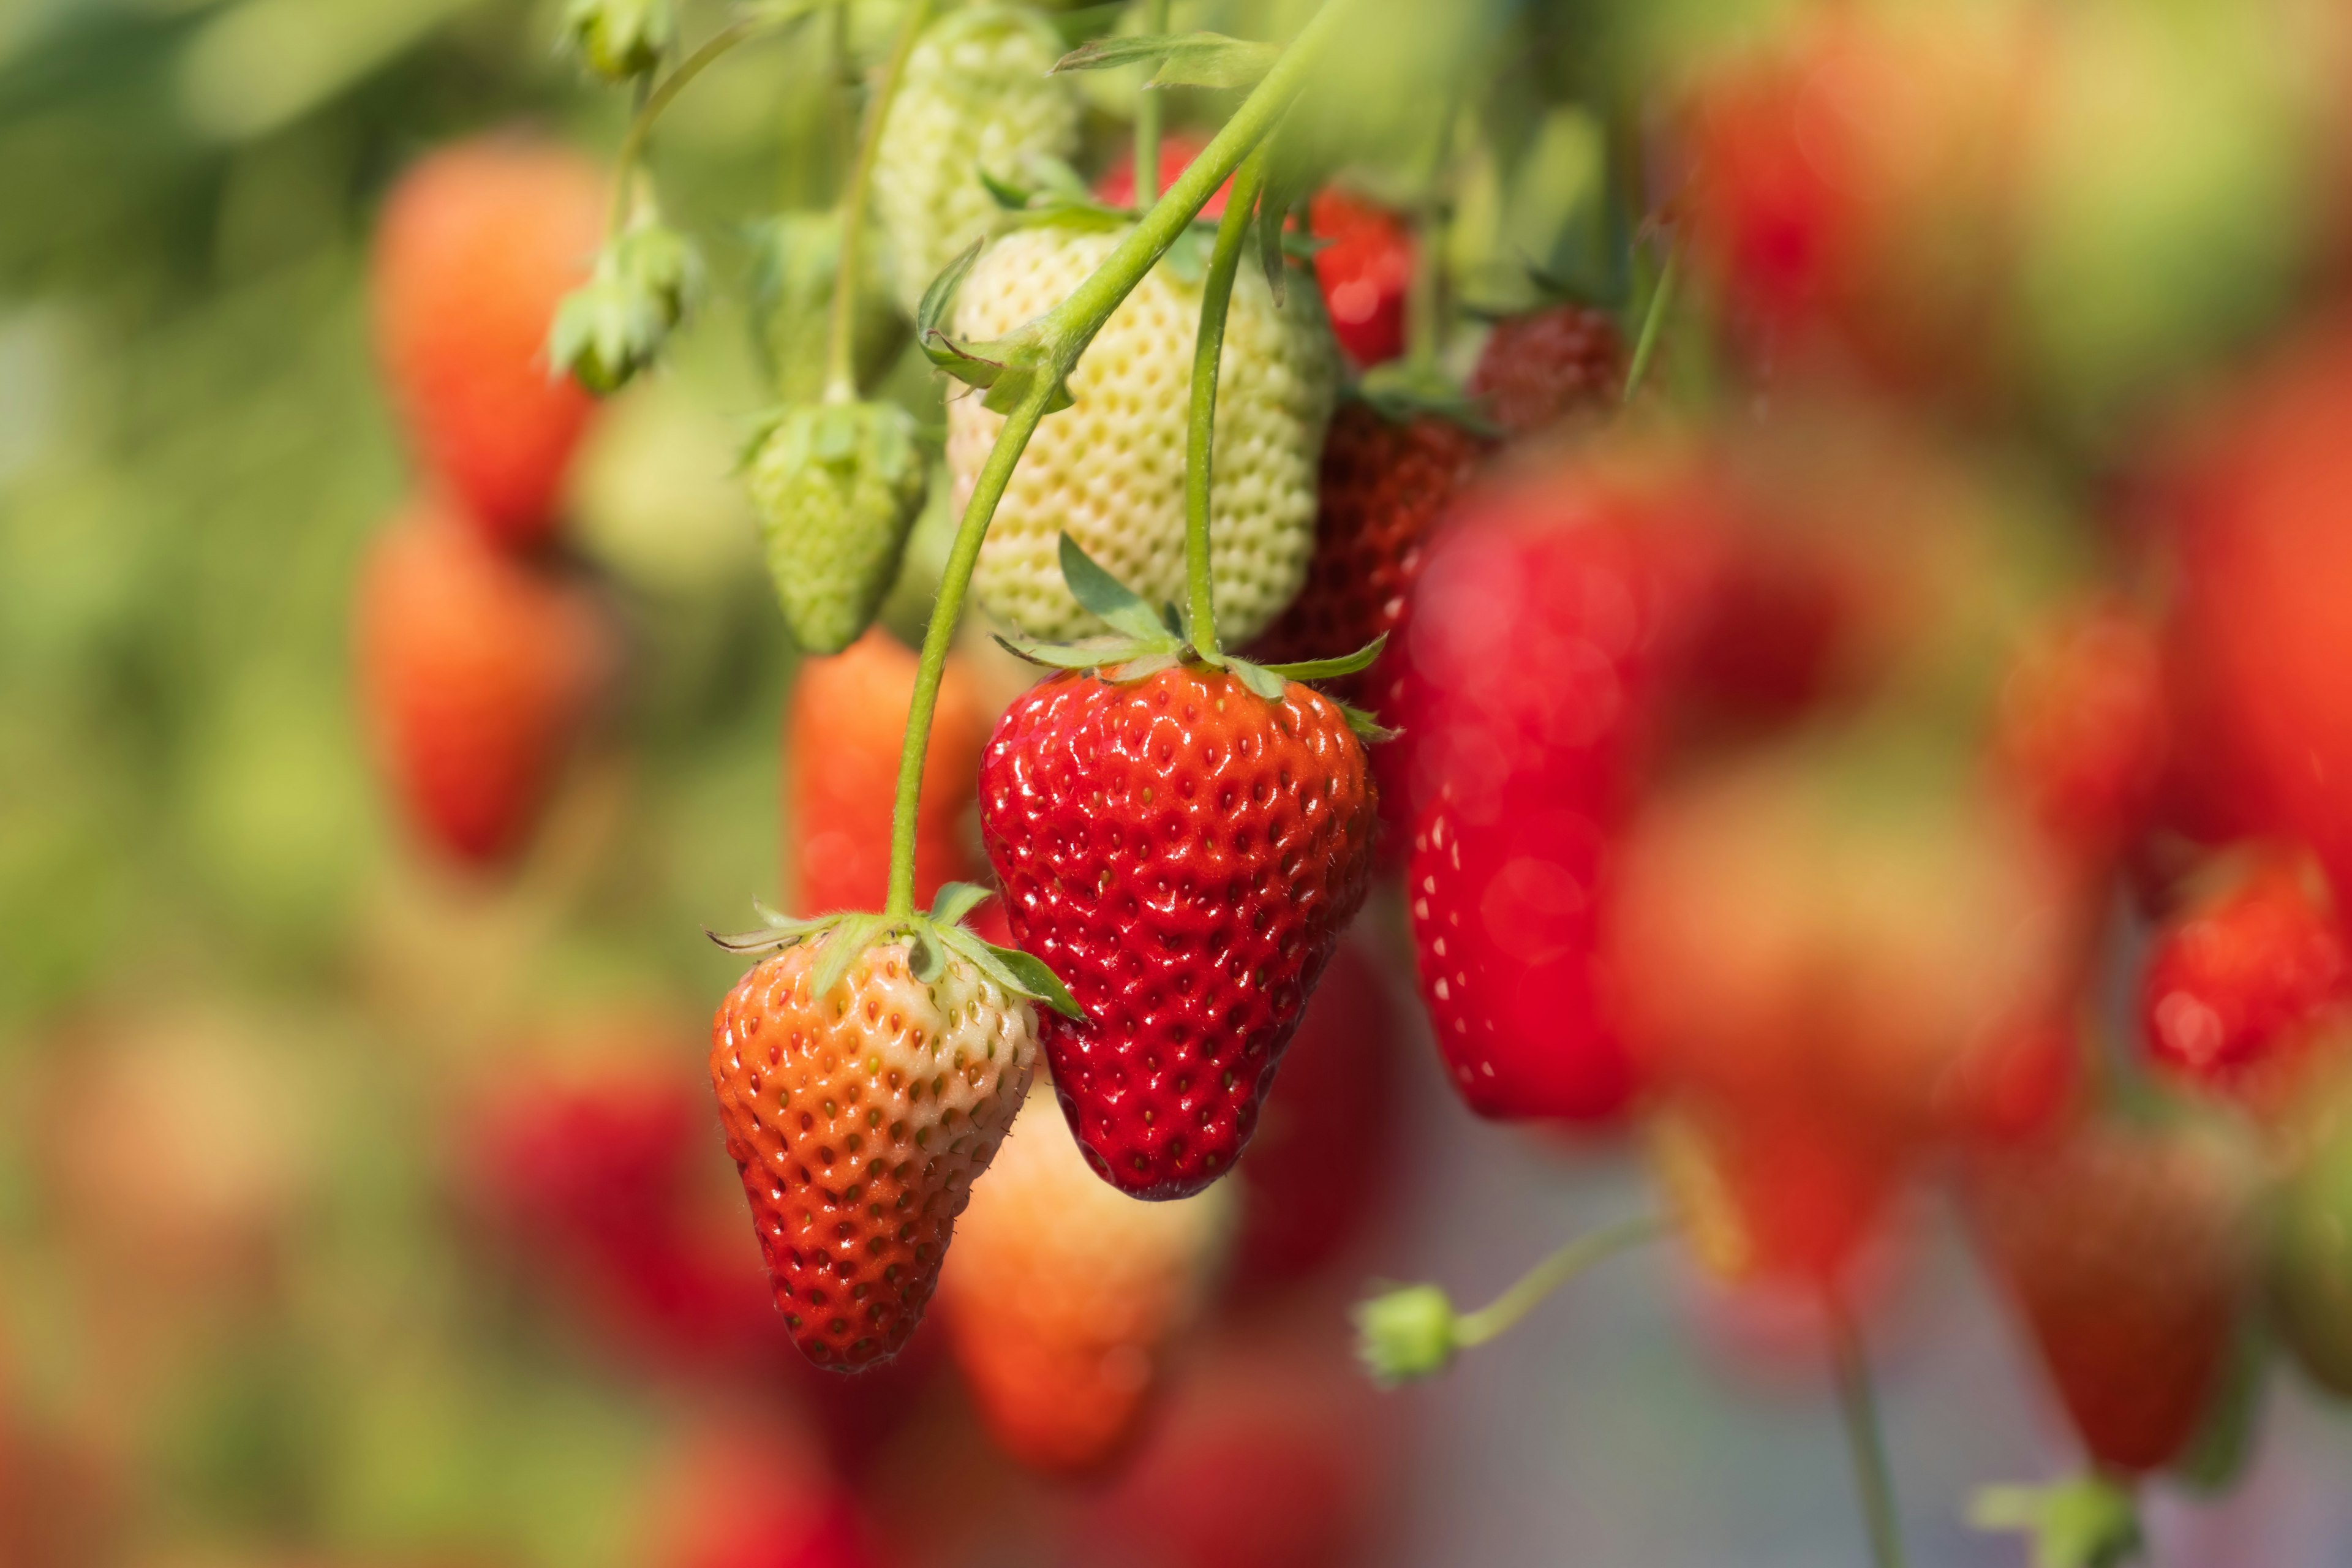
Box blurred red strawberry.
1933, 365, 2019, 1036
1093, 130, 1232, 219
1676, 3, 2026, 391
1309, 189, 1413, 368
2168, 323, 2352, 903
357, 501, 610, 866
372, 135, 606, 549
650, 1411, 884, 1568
1964, 1119, 2254, 1474
2141, 851, 2350, 1098
1466, 303, 1626, 438
786, 628, 985, 916
1993, 600, 2170, 864
1649, 1104, 1906, 1291
1231, 940, 1402, 1289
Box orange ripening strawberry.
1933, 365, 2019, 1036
356, 501, 610, 866
1992, 600, 2170, 865
1243, 398, 1493, 706
937, 1088, 1231, 1473
710, 927, 1039, 1369
980, 665, 1378, 1199
2141, 852, 2350, 1098
1964, 1120, 2253, 1473
372, 135, 606, 549
1648, 1102, 1907, 1291
786, 628, 986, 916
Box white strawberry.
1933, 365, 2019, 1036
937, 1084, 1232, 1472
946, 222, 1341, 644
870, 5, 1081, 315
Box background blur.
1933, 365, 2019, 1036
8, 1, 2352, 1566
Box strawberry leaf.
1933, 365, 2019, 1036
1335, 699, 1400, 743
916, 237, 985, 348
1224, 658, 1288, 703
938, 926, 1086, 1020
1050, 32, 1278, 91
810, 913, 885, 1001
993, 633, 1169, 670
928, 881, 994, 929
907, 922, 946, 984
1060, 533, 1179, 643
1257, 632, 1387, 682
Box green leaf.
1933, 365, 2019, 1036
810, 913, 885, 1003
1335, 700, 1400, 742
1258, 127, 1319, 305
1257, 632, 1387, 682
1353, 364, 1504, 437
979, 165, 1036, 212
928, 881, 992, 928
992, 633, 1166, 671
1059, 533, 1177, 643
940, 927, 1085, 1020
916, 238, 987, 348
1224, 658, 1288, 702
978, 358, 1076, 416
1050, 32, 1278, 91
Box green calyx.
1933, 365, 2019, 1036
993, 535, 1393, 738
914, 237, 1076, 418
564, 0, 676, 82
1970, 1476, 2145, 1568
707, 882, 1081, 1019
1352, 1284, 1460, 1387
550, 216, 701, 395
747, 400, 928, 655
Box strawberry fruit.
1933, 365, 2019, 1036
2140, 852, 2349, 1093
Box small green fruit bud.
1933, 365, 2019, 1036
749, 401, 928, 655
549, 221, 701, 395
564, 0, 674, 82
1352, 1283, 1459, 1387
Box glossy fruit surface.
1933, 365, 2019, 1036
979, 664, 1377, 1197
710, 931, 1038, 1368
2141, 854, 2348, 1090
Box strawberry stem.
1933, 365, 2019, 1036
1622, 224, 1682, 405
1828, 1296, 1911, 1568
878, 0, 1360, 918
1182, 146, 1269, 658
606, 17, 760, 239
1452, 1213, 1662, 1348
824, 0, 936, 404
1131, 0, 1170, 212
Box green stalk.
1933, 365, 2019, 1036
607, 17, 761, 237
1132, 0, 1171, 206
824, 0, 935, 403
876, 0, 1358, 918
1182, 148, 1267, 655
1455, 1215, 1662, 1348
1622, 227, 1683, 405
1828, 1298, 1911, 1568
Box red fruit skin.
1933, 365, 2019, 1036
979, 666, 1378, 1199
2142, 855, 2350, 1090
653, 1415, 884, 1568
1396, 474, 1714, 1123
1993, 602, 2170, 862
1466, 304, 1627, 438
356, 502, 608, 865
1231, 940, 1400, 1287
786, 629, 985, 916
1308, 189, 1412, 369
1093, 130, 1232, 219
372, 137, 605, 549
1964, 1123, 2250, 1474
1243, 400, 1494, 703
2171, 326, 2352, 902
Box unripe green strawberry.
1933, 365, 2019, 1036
870, 6, 1080, 314
710, 929, 1041, 1369
748, 212, 905, 405
949, 223, 1340, 643
2272, 1115, 2352, 1400
748, 401, 928, 655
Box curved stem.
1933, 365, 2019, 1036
608, 18, 761, 237
1454, 1215, 1663, 1349
1828, 1296, 1910, 1568
1182, 148, 1268, 655
825, 0, 936, 403
1132, 0, 1171, 206
1622, 225, 1682, 405
878, 0, 1360, 918
1402, 97, 1457, 377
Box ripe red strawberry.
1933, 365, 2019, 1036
356, 501, 609, 865
1308, 189, 1413, 369
1465, 303, 1627, 437
1992, 601, 2170, 863
372, 135, 606, 549
979, 665, 1379, 1198
937, 1088, 1231, 1472
1243, 399, 1492, 701
1396, 464, 1717, 1123
1231, 939, 1401, 1288
786, 628, 986, 916
2141, 853, 2350, 1093
2169, 323, 2352, 902
1964, 1120, 2253, 1473
1648, 1104, 1906, 1289
710, 928, 1039, 1368
1092, 129, 1232, 219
